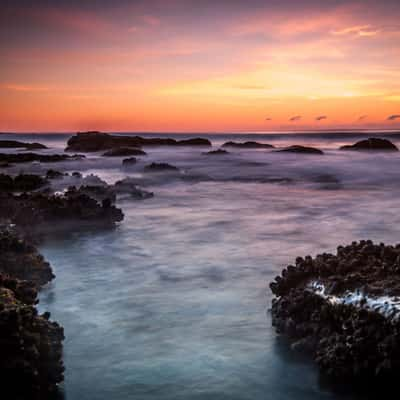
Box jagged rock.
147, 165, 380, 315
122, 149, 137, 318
0, 140, 47, 150
67, 185, 116, 204
102, 147, 147, 157
0, 174, 47, 192
144, 162, 179, 172
270, 240, 400, 384
340, 138, 398, 152
0, 273, 64, 398
65, 132, 211, 152
122, 157, 137, 166
72, 171, 82, 178
46, 170, 65, 180
0, 153, 84, 164
222, 141, 274, 149
203, 149, 229, 155
276, 145, 324, 155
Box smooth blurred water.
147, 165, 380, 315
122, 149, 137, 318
3, 132, 400, 399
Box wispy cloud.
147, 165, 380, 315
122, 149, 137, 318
358, 115, 368, 121
265, 117, 272, 121
331, 25, 380, 37
315, 115, 327, 121
387, 114, 400, 121
2, 84, 51, 92
289, 115, 302, 122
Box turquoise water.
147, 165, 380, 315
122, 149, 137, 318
4, 132, 400, 399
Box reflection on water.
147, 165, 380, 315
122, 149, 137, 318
10, 132, 398, 400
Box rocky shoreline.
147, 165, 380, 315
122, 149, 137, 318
270, 241, 400, 385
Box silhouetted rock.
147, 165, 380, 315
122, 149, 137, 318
0, 173, 47, 192
68, 185, 117, 204
0, 273, 64, 398
122, 157, 137, 166
270, 240, 400, 384
0, 140, 47, 150
277, 145, 324, 155
113, 178, 154, 199
144, 162, 179, 172
65, 132, 211, 152
46, 169, 65, 180
340, 138, 398, 152
0, 230, 54, 287
0, 153, 84, 164
102, 147, 147, 157
203, 149, 229, 155
222, 141, 274, 149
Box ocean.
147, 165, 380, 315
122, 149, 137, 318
3, 131, 400, 400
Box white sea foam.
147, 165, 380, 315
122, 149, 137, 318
309, 281, 400, 320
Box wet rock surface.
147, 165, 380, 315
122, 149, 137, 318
276, 145, 324, 155
113, 178, 154, 199
203, 149, 230, 155
270, 240, 400, 384
340, 138, 399, 151
222, 141, 274, 149
0, 152, 84, 164
66, 131, 211, 152
122, 157, 137, 166
144, 162, 179, 172
0, 140, 47, 150
102, 147, 147, 157
0, 173, 47, 192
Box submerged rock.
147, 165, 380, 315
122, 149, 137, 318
66, 132, 211, 152
0, 153, 84, 164
222, 141, 274, 149
276, 145, 324, 155
46, 169, 65, 180
102, 147, 147, 157
203, 149, 229, 155
0, 173, 47, 192
113, 178, 154, 199
340, 138, 398, 152
0, 273, 64, 398
0, 140, 47, 150
122, 157, 137, 166
144, 162, 179, 172
270, 240, 400, 384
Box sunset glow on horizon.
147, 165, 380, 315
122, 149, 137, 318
1, 0, 400, 132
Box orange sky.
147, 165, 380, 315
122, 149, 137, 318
1, 0, 400, 132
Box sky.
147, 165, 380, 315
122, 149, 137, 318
1, 0, 400, 132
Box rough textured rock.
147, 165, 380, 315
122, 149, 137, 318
65, 132, 211, 152
222, 141, 274, 149
270, 240, 400, 384
0, 230, 54, 287
68, 185, 117, 204
113, 178, 154, 199
0, 273, 64, 398
0, 174, 47, 192
0, 153, 84, 164
0, 140, 47, 150
276, 145, 324, 155
203, 149, 229, 155
102, 147, 147, 157
144, 162, 179, 172
340, 138, 398, 152
122, 157, 137, 166
45, 170, 65, 180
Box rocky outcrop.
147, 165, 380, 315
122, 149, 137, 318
113, 178, 154, 199
222, 141, 274, 149
65, 132, 211, 152
0, 140, 47, 150
276, 145, 324, 155
0, 174, 47, 192
122, 157, 137, 166
0, 153, 84, 164
270, 240, 400, 384
0, 230, 54, 287
144, 162, 179, 172
102, 147, 147, 157
203, 149, 229, 155
340, 138, 399, 152
45, 170, 65, 180
0, 273, 64, 398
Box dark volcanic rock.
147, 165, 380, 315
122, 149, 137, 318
0, 153, 84, 164
0, 190, 123, 235
144, 162, 179, 172
0, 173, 47, 192
340, 138, 399, 152
270, 240, 400, 384
122, 157, 137, 166
65, 132, 211, 152
222, 141, 274, 149
203, 149, 229, 155
68, 185, 117, 204
0, 230, 54, 288
46, 169, 65, 180
102, 147, 147, 157
0, 140, 47, 150
0, 274, 64, 398
277, 145, 324, 155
